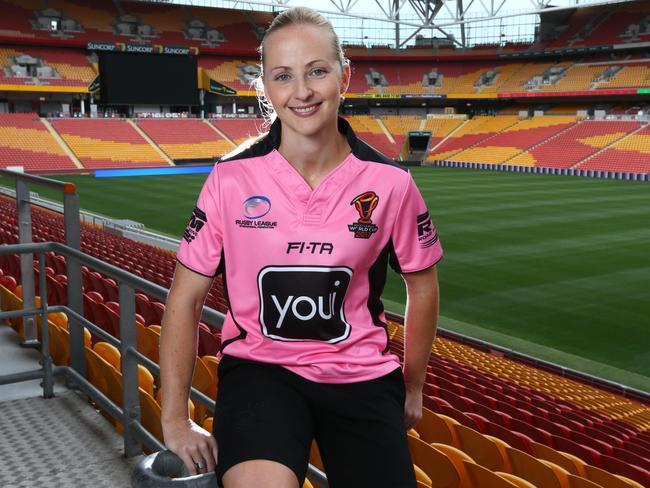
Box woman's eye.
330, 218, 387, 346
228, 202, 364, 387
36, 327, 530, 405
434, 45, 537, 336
311, 68, 327, 77
275, 73, 290, 81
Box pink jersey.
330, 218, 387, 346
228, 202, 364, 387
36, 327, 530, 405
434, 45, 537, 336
177, 117, 442, 384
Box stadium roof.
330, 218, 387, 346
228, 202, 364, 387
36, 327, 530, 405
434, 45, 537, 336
140, 0, 638, 47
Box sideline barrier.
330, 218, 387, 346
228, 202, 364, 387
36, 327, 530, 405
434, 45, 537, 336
431, 160, 650, 181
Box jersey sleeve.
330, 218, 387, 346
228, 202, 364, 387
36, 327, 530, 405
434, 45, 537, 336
176, 167, 223, 277
389, 172, 443, 274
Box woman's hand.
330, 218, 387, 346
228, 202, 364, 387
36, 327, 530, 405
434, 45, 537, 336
162, 418, 219, 476
404, 383, 423, 431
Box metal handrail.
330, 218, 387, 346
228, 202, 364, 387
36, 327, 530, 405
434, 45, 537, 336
0, 242, 328, 486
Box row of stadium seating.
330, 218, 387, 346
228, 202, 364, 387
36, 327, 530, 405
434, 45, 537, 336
4, 41, 650, 94
0, 113, 263, 170
2, 0, 649, 54
2, 235, 649, 487
0, 0, 268, 53
2, 113, 649, 173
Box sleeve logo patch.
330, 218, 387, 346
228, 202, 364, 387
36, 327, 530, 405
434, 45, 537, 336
417, 210, 438, 249
348, 191, 379, 239
183, 207, 207, 244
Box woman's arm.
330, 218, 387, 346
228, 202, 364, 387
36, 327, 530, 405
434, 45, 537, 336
159, 263, 218, 475
401, 264, 439, 430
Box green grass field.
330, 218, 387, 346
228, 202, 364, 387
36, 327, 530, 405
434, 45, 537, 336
4, 168, 649, 390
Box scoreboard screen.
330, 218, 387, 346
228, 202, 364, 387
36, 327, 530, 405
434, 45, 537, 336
99, 52, 198, 105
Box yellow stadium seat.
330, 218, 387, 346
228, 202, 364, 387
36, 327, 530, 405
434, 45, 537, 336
567, 474, 602, 488
455, 425, 511, 472
495, 472, 536, 488
531, 441, 587, 476
407, 434, 461, 487
462, 460, 518, 487
414, 464, 432, 486
139, 387, 164, 444
136, 322, 160, 363
431, 443, 474, 488
308, 440, 325, 472
415, 408, 458, 446
505, 446, 567, 488
93, 341, 121, 370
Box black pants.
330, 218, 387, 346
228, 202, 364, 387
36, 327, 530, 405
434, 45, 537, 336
213, 354, 417, 488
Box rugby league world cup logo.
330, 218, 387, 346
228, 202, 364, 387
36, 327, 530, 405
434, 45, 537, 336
348, 191, 379, 239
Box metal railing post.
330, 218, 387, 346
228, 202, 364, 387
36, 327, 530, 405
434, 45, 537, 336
37, 252, 54, 398
63, 187, 84, 375
119, 282, 142, 457
15, 178, 38, 346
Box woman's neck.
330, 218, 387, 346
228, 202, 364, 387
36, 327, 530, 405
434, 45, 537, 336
277, 122, 351, 189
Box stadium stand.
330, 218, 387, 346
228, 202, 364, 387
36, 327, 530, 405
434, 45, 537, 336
0, 45, 94, 87
597, 63, 650, 89
422, 117, 466, 149
2, 190, 650, 486
50, 118, 168, 168
380, 114, 422, 154
0, 112, 76, 172
449, 116, 577, 165
200, 56, 258, 93
509, 120, 642, 169
0, 0, 269, 53
428, 116, 520, 161
342, 115, 400, 158
578, 123, 650, 173
135, 119, 234, 160
210, 118, 264, 146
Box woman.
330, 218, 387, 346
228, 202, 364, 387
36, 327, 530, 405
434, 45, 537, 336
160, 6, 441, 488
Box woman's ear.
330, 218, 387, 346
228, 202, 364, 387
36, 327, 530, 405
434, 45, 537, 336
340, 63, 351, 97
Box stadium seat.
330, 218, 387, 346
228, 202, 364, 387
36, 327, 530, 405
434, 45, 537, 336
598, 454, 650, 487
530, 441, 587, 476
505, 446, 568, 488
583, 464, 645, 488
201, 355, 220, 388
139, 388, 164, 444
552, 435, 602, 467
415, 408, 458, 446
566, 474, 602, 488
430, 443, 474, 488
462, 460, 519, 487
493, 472, 536, 488
136, 322, 160, 364
484, 419, 533, 454
407, 435, 461, 487
453, 424, 511, 472
414, 464, 433, 486
93, 341, 121, 370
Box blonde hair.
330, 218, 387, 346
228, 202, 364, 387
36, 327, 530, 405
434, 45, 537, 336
254, 6, 349, 124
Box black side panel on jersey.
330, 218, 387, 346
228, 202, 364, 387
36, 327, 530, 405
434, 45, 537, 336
387, 239, 402, 274
217, 249, 248, 352
367, 241, 393, 354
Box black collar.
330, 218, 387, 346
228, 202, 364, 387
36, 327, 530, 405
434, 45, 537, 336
219, 114, 400, 170
265, 115, 359, 152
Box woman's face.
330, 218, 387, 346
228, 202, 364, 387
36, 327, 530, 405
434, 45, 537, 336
262, 23, 349, 140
